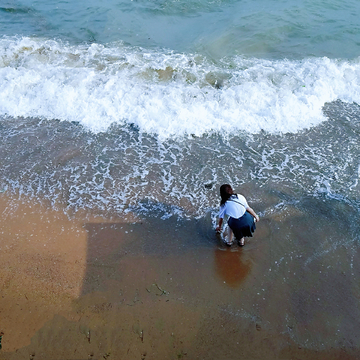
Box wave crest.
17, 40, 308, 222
1, 37, 360, 138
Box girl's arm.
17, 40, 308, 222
216, 218, 223, 233
246, 207, 260, 222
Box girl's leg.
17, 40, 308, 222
225, 226, 233, 245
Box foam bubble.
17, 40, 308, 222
1, 36, 360, 138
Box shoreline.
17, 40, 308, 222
1, 193, 360, 359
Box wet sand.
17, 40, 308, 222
1, 193, 360, 360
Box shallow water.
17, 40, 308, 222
1, 100, 359, 220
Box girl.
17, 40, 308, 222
216, 184, 259, 246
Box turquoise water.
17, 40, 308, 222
1, 0, 360, 59
1, 0, 360, 137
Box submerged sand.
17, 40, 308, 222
0, 193, 359, 360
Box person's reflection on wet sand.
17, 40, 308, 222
214, 247, 251, 288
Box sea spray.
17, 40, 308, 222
1, 37, 360, 138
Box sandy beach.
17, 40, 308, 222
1, 192, 360, 360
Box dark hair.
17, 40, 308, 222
220, 184, 234, 206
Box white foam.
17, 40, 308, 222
1, 36, 360, 139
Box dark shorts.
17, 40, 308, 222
228, 212, 256, 239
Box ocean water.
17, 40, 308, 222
1, 0, 360, 216
1, 0, 360, 351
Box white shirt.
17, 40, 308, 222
218, 194, 249, 219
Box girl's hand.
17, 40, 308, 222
216, 226, 221, 233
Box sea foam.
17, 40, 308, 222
1, 37, 360, 138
